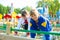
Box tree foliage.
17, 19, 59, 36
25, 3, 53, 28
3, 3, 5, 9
0, 4, 21, 15
21, 6, 31, 11
14, 8, 21, 14
37, 0, 60, 17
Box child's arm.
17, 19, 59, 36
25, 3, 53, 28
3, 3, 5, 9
27, 18, 30, 30
30, 20, 36, 38
15, 18, 23, 29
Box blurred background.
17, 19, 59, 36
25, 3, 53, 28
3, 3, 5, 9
0, 0, 60, 40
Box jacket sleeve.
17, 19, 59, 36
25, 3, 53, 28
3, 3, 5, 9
40, 16, 47, 28
27, 18, 30, 30
16, 18, 24, 29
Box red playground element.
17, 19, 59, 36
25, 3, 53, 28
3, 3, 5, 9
16, 16, 21, 19
4, 14, 12, 19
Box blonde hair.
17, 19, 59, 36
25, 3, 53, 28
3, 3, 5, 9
30, 9, 39, 16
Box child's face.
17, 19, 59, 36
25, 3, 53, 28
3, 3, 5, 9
31, 14, 38, 21
22, 16, 26, 19
25, 13, 30, 18
22, 13, 30, 19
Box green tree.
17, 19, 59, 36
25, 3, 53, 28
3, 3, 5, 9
0, 4, 3, 14
49, 0, 60, 17
22, 6, 31, 11
37, 0, 60, 17
0, 4, 10, 15
14, 8, 21, 14
6, 6, 10, 13
37, 1, 43, 7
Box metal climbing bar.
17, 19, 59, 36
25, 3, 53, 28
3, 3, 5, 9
11, 28, 60, 36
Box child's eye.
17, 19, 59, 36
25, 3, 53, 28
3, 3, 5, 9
31, 16, 33, 17
34, 14, 36, 16
34, 15, 36, 16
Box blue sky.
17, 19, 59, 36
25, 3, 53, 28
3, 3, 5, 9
0, 0, 40, 9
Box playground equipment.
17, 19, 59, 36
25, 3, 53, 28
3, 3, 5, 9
0, 14, 2, 22
0, 23, 60, 40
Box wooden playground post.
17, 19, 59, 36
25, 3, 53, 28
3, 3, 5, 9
6, 19, 11, 35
